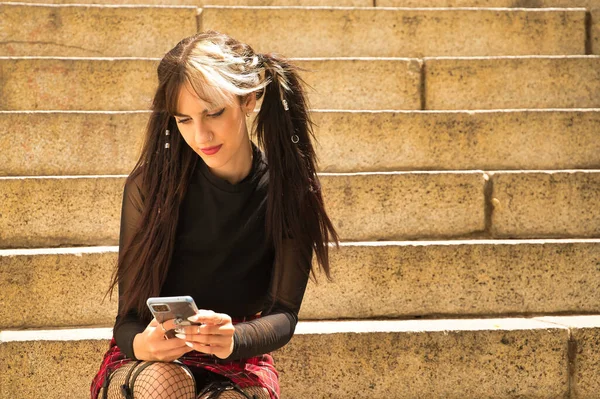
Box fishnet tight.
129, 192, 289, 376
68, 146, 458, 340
98, 361, 270, 399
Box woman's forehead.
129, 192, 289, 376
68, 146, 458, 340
175, 81, 233, 113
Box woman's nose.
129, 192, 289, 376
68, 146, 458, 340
194, 122, 212, 144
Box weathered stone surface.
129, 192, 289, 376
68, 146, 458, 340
536, 316, 600, 399
0, 111, 147, 176
0, 335, 109, 399
380, 0, 600, 7
2, 240, 599, 328
266, 58, 422, 110
311, 109, 600, 172
490, 171, 600, 238
301, 239, 600, 319
592, 7, 600, 56
0, 176, 124, 248
0, 57, 419, 110
1, 4, 198, 57
425, 56, 600, 109
278, 319, 569, 398
320, 171, 486, 241
0, 248, 118, 329
0, 58, 158, 111
2, 0, 369, 4
3, 110, 599, 176
0, 318, 569, 399
201, 6, 585, 57
0, 172, 485, 248
1, 0, 597, 7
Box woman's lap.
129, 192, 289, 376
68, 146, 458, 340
99, 361, 270, 399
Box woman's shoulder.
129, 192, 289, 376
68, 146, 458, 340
122, 166, 146, 212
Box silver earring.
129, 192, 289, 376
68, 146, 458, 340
165, 129, 170, 149
291, 134, 299, 143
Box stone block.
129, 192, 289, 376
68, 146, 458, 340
1, 4, 198, 57
201, 6, 585, 57
490, 171, 600, 237
0, 58, 158, 111
425, 56, 600, 109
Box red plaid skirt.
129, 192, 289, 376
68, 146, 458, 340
90, 314, 279, 399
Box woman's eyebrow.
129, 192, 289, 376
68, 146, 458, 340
174, 108, 217, 117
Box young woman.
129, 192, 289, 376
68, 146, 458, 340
90, 30, 340, 399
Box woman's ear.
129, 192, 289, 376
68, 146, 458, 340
243, 92, 257, 114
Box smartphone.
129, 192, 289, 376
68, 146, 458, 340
146, 296, 200, 339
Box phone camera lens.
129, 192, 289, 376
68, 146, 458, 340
152, 304, 170, 312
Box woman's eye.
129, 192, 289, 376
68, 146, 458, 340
209, 109, 225, 118
177, 118, 190, 124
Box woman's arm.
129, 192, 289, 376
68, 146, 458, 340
222, 238, 313, 361
113, 173, 149, 360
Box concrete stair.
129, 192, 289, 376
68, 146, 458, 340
2, 240, 600, 329
1, 2, 600, 399
3, 3, 591, 57
2, 56, 599, 110
1, 109, 599, 175
5, 317, 600, 398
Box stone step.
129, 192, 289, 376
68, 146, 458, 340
1, 0, 598, 8
381, 0, 600, 7
1, 4, 590, 57
2, 0, 370, 5
2, 109, 599, 176
0, 172, 482, 247
3, 316, 600, 398
1, 240, 599, 329
488, 170, 600, 238
1, 3, 198, 57
200, 6, 587, 57
2, 56, 599, 111
2, 171, 599, 248
426, 55, 600, 109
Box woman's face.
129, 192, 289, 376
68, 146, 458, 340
174, 82, 256, 183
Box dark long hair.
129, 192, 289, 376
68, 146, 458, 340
106, 30, 340, 321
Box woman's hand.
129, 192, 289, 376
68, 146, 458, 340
132, 317, 194, 362
174, 309, 235, 359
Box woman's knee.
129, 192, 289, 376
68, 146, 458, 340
199, 386, 270, 399
132, 362, 196, 398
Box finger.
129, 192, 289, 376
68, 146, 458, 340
183, 340, 222, 355
189, 310, 231, 325
176, 323, 233, 336
149, 318, 159, 327
175, 333, 230, 346
152, 318, 181, 335
185, 340, 231, 359
156, 335, 191, 350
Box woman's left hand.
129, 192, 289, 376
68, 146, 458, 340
174, 309, 235, 359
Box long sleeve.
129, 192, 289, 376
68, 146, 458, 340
113, 173, 148, 360
222, 238, 313, 361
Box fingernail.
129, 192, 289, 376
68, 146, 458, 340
185, 342, 194, 348
175, 328, 184, 334
175, 333, 186, 340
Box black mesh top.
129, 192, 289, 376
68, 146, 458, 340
114, 140, 313, 361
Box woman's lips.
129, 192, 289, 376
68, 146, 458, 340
201, 145, 222, 155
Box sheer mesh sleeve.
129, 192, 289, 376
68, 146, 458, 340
113, 172, 148, 360
222, 238, 313, 361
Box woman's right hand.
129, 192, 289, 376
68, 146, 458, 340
132, 318, 195, 362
